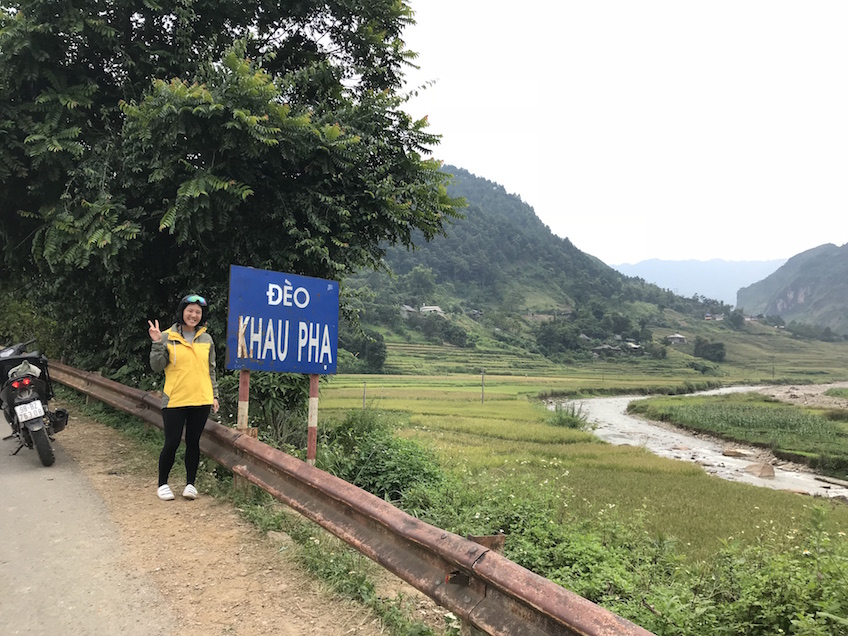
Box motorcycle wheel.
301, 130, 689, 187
31, 427, 55, 466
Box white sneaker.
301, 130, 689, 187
157, 484, 175, 501
182, 484, 198, 500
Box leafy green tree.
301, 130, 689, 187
535, 319, 582, 356
407, 312, 468, 347
0, 1, 462, 372
643, 342, 666, 359
693, 336, 726, 363
401, 265, 437, 306
338, 325, 387, 373
726, 308, 746, 330
764, 314, 785, 327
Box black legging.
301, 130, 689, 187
158, 405, 210, 487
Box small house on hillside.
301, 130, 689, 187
420, 305, 445, 316
666, 333, 687, 345
400, 304, 418, 319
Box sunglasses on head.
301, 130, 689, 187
184, 294, 207, 306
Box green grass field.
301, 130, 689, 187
322, 370, 848, 562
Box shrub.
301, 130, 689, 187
0, 286, 60, 356
546, 402, 591, 430
218, 371, 309, 449
687, 359, 719, 375
693, 336, 726, 362
337, 326, 387, 373
318, 410, 444, 502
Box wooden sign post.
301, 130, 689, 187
307, 374, 319, 465
234, 368, 257, 491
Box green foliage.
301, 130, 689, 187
644, 342, 668, 359
686, 359, 719, 375
0, 284, 59, 354
534, 318, 584, 356
726, 307, 746, 330
546, 402, 591, 430
405, 312, 469, 347
403, 466, 848, 635
693, 336, 726, 362
653, 507, 848, 636
318, 409, 444, 502
0, 0, 463, 384
320, 376, 848, 633
400, 265, 437, 306
338, 323, 387, 373
218, 371, 310, 449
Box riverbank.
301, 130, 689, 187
568, 383, 848, 501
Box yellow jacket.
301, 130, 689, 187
150, 324, 218, 408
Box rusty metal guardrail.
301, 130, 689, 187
51, 361, 655, 636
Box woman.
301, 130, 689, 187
148, 294, 220, 501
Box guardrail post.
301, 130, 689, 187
461, 535, 506, 636
84, 371, 102, 405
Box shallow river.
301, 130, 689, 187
568, 387, 848, 500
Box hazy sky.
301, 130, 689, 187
402, 1, 848, 265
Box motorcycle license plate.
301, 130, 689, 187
15, 401, 44, 421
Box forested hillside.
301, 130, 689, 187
385, 167, 730, 311
737, 243, 848, 336
342, 168, 736, 371
387, 167, 616, 308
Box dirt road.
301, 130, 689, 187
1, 409, 390, 636
569, 383, 848, 500
1, 419, 176, 635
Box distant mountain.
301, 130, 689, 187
612, 259, 786, 306
736, 244, 848, 334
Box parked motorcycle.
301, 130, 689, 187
0, 339, 68, 466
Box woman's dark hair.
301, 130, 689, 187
175, 294, 209, 327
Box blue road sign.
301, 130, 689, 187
225, 265, 338, 374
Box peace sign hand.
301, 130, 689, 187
147, 319, 162, 342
